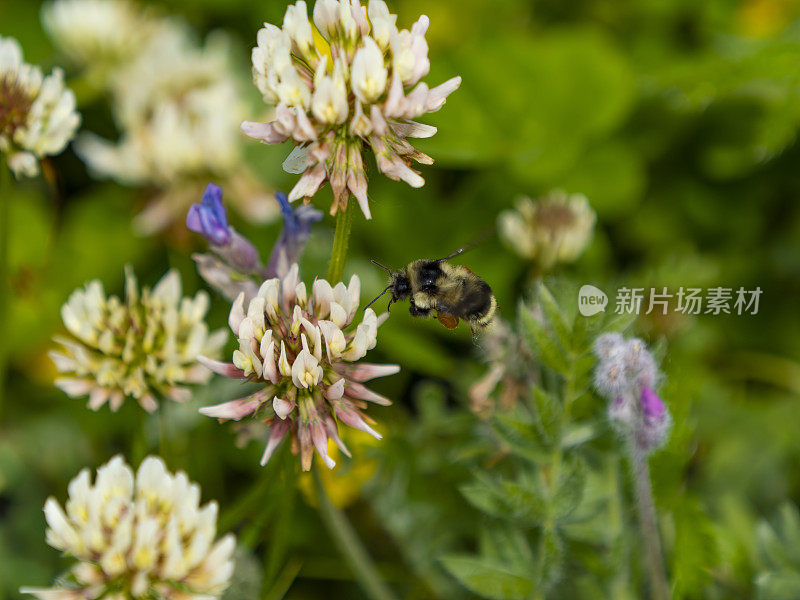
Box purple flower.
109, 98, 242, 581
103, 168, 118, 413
187, 183, 231, 246
640, 386, 665, 421
267, 191, 322, 278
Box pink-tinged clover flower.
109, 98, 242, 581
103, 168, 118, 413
592, 334, 671, 452
198, 264, 398, 471
50, 267, 227, 412
241, 0, 461, 219
0, 35, 80, 177
21, 455, 235, 600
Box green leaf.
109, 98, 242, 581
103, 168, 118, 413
440, 555, 535, 600
531, 386, 563, 444
501, 474, 549, 525
553, 457, 586, 521
670, 497, 719, 598
537, 528, 564, 591
460, 475, 508, 519
519, 301, 571, 374
756, 572, 800, 600
479, 526, 535, 573
538, 283, 572, 352
492, 409, 550, 462
560, 422, 600, 449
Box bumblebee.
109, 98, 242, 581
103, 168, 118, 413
366, 245, 497, 332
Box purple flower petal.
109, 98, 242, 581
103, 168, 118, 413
640, 386, 665, 420
186, 183, 232, 246
202, 183, 228, 229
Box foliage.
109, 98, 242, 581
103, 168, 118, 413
2, 0, 800, 598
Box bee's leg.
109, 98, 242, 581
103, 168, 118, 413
409, 300, 430, 318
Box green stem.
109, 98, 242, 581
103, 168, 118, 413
630, 441, 670, 600
327, 199, 354, 283
312, 467, 397, 600
0, 163, 11, 423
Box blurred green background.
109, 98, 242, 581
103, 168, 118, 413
2, 0, 800, 598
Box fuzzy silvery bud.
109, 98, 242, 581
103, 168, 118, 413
592, 333, 670, 454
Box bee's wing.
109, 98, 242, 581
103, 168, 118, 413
282, 145, 309, 174
436, 312, 460, 329
436, 228, 495, 262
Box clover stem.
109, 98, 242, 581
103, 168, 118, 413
327, 198, 354, 283
0, 163, 11, 422
313, 466, 397, 600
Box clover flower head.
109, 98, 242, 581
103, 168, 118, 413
0, 35, 80, 177
70, 21, 275, 235
592, 333, 670, 452
198, 264, 398, 471
241, 0, 462, 219
42, 0, 157, 76
76, 23, 241, 187
21, 455, 235, 600
499, 191, 596, 270
51, 267, 227, 412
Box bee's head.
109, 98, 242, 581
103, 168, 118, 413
389, 271, 411, 301
366, 259, 409, 312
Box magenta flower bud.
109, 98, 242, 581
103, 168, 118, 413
638, 386, 670, 452
640, 386, 665, 421
187, 183, 231, 245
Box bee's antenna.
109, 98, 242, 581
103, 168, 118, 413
370, 259, 393, 275
364, 285, 392, 311
436, 227, 496, 262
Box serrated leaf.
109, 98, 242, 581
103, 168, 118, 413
553, 458, 586, 521
538, 283, 572, 351
440, 555, 535, 600
561, 422, 599, 449
537, 528, 564, 591
520, 303, 571, 374
460, 476, 508, 519
479, 526, 535, 572
501, 475, 549, 525
493, 410, 550, 462
531, 386, 563, 443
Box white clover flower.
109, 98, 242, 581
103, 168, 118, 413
51, 267, 227, 413
70, 19, 275, 234
42, 0, 157, 78
0, 36, 80, 177
198, 264, 398, 471
21, 455, 236, 600
241, 0, 462, 219
498, 191, 597, 270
